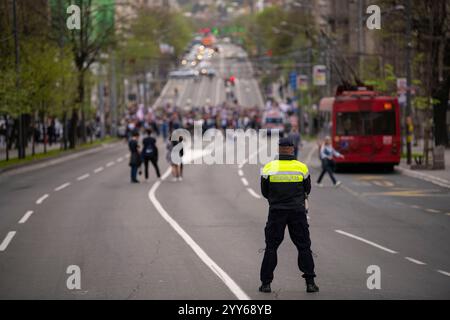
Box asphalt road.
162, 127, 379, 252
153, 43, 264, 109
0, 43, 449, 300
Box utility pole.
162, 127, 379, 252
405, 0, 413, 165
13, 0, 25, 159
357, 0, 364, 77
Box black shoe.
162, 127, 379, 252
306, 283, 319, 293
259, 283, 271, 293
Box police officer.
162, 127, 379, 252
259, 138, 319, 293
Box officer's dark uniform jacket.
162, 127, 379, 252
261, 154, 311, 210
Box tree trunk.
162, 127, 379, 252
4, 115, 9, 161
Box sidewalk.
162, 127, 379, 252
397, 147, 450, 189
0, 142, 61, 161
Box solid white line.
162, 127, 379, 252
238, 169, 244, 177
0, 231, 16, 251
77, 174, 90, 181
241, 177, 249, 187
54, 182, 71, 192
106, 162, 115, 167
19, 211, 34, 224
36, 194, 49, 205
94, 167, 104, 173
247, 188, 261, 199
148, 168, 250, 300
405, 257, 426, 265
437, 270, 450, 277
426, 209, 441, 214
335, 230, 398, 254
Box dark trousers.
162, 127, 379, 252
144, 156, 161, 179
260, 208, 316, 284
317, 159, 337, 184
130, 165, 138, 182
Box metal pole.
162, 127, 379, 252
358, 0, 364, 77
405, 0, 413, 165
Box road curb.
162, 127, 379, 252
0, 141, 123, 177
396, 166, 450, 189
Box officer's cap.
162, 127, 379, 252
278, 137, 294, 147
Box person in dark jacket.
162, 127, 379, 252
129, 131, 141, 183
142, 129, 161, 180
259, 138, 318, 294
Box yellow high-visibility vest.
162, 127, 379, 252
262, 160, 309, 183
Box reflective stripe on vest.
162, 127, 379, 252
261, 160, 309, 183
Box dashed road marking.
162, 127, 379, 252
241, 178, 249, 187
238, 169, 243, 177
335, 230, 398, 254
411, 205, 422, 209
437, 270, 450, 277
94, 167, 104, 173
18, 211, 34, 224
0, 231, 16, 251
405, 257, 426, 265
54, 182, 71, 192
77, 174, 90, 181
117, 157, 124, 162
247, 188, 261, 199
106, 162, 115, 167
426, 209, 441, 214
36, 194, 49, 205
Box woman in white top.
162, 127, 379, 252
317, 136, 344, 187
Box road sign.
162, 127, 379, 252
289, 71, 297, 90
313, 65, 327, 86
298, 75, 309, 91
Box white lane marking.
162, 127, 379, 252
94, 167, 104, 173
19, 211, 34, 224
117, 157, 124, 162
411, 205, 422, 209
341, 185, 360, 197
405, 257, 426, 265
148, 163, 250, 300
77, 174, 90, 181
437, 270, 450, 277
0, 231, 16, 251
106, 162, 115, 167
36, 194, 49, 205
335, 230, 398, 254
238, 169, 244, 177
426, 209, 441, 214
125, 154, 130, 159
54, 182, 71, 192
247, 188, 261, 199
241, 178, 249, 187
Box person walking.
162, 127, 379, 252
287, 126, 301, 159
316, 136, 344, 187
128, 131, 141, 184
166, 134, 184, 182
259, 138, 319, 294
142, 129, 161, 181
